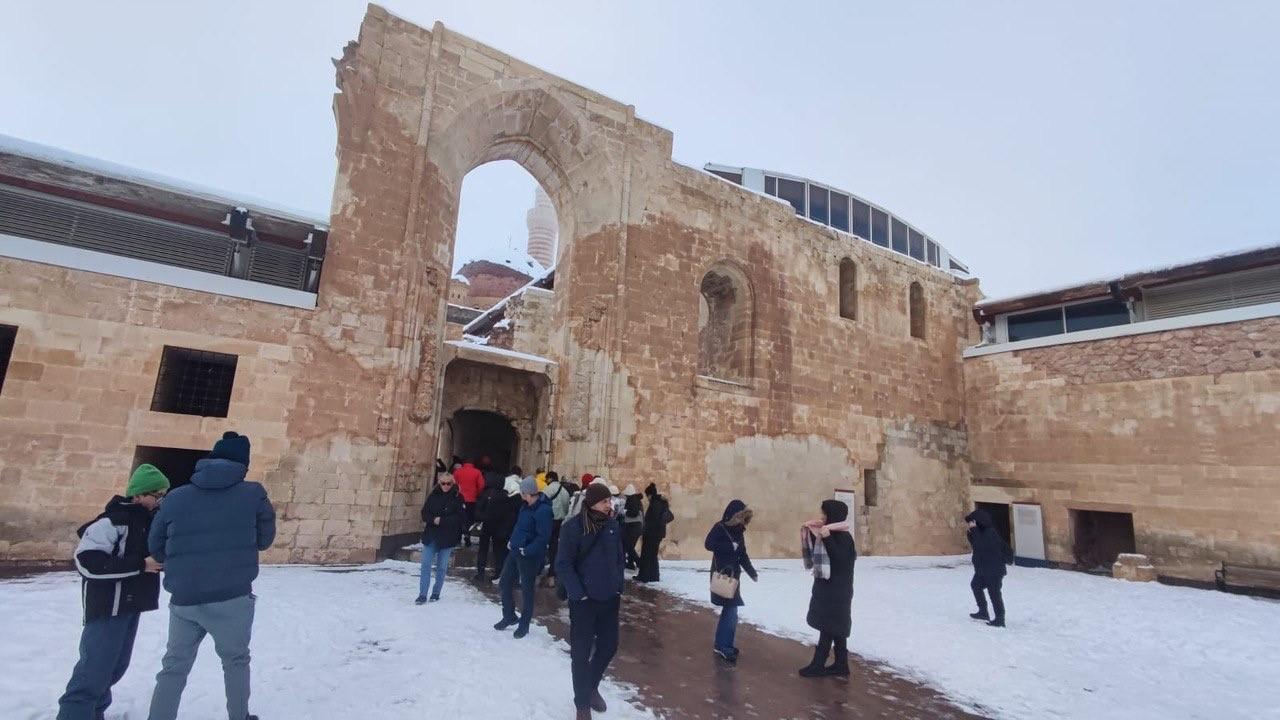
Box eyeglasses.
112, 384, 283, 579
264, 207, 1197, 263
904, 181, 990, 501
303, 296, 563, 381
439, 481, 455, 486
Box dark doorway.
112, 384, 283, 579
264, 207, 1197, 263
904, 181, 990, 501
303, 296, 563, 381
974, 502, 1012, 548
450, 410, 518, 473
1071, 510, 1136, 570
132, 445, 208, 489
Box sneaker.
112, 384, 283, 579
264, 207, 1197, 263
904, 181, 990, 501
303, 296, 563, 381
589, 690, 607, 712
513, 626, 530, 639
494, 617, 518, 631
414, 595, 427, 605
714, 647, 737, 663
969, 611, 990, 621
987, 618, 1005, 628
429, 594, 440, 603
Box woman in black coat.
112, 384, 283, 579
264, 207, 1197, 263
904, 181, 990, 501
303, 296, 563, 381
621, 489, 645, 570
635, 483, 672, 582
799, 500, 856, 677
417, 475, 464, 604
704, 499, 757, 663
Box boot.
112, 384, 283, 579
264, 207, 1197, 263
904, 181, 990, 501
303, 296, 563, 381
799, 639, 830, 677
969, 610, 990, 621
575, 707, 593, 720
589, 691, 607, 712
494, 617, 518, 631
987, 618, 1005, 628
824, 643, 850, 677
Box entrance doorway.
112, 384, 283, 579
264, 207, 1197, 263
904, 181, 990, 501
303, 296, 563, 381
1071, 510, 1136, 570
974, 502, 1012, 548
445, 410, 518, 473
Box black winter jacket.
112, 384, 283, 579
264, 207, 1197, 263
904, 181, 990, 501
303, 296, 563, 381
806, 531, 856, 637
965, 509, 1013, 577
421, 485, 465, 549
704, 500, 757, 607
642, 494, 672, 540
74, 496, 160, 624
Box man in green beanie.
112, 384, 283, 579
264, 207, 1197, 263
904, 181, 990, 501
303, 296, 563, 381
56, 463, 170, 720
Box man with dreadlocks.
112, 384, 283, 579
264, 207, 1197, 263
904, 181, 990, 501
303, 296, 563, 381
555, 482, 625, 719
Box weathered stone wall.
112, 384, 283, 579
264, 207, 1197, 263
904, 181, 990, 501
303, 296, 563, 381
964, 317, 1280, 581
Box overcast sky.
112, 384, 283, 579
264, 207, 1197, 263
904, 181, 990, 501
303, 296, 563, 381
2, 1, 1277, 297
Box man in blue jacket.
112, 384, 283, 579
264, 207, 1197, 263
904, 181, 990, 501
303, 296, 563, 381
146, 431, 275, 720
494, 476, 552, 639
555, 482, 625, 720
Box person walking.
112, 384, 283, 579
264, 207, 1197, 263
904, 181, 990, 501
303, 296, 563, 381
620, 485, 644, 571
147, 431, 275, 720
453, 459, 484, 548
56, 464, 170, 720
556, 483, 625, 720
965, 508, 1013, 627
542, 471, 571, 585
416, 472, 464, 604
704, 499, 757, 663
473, 468, 509, 581
494, 477, 552, 638
634, 483, 672, 583
798, 500, 856, 678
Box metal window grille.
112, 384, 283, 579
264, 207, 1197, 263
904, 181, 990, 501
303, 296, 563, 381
151, 346, 238, 417
0, 324, 16, 395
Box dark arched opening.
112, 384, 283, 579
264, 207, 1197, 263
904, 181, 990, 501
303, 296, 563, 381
448, 409, 518, 473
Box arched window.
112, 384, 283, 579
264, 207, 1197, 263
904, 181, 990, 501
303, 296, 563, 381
698, 263, 753, 382
909, 281, 926, 339
838, 258, 858, 320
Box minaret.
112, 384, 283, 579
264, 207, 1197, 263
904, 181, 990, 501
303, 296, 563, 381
525, 186, 557, 269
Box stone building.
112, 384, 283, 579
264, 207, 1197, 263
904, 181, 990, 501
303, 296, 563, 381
0, 7, 1275, 582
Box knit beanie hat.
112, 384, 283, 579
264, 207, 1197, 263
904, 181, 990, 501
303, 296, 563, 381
519, 476, 539, 496
210, 431, 251, 467
623, 484, 638, 496
821, 499, 849, 524
126, 464, 170, 497
583, 482, 612, 510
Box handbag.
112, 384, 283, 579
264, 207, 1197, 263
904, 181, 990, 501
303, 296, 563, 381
710, 567, 739, 599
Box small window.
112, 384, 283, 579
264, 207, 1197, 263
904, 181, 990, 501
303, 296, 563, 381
850, 198, 871, 239
151, 346, 238, 417
1007, 308, 1064, 342
908, 229, 926, 261
838, 259, 858, 320
0, 324, 15, 395
909, 282, 926, 339
870, 207, 889, 247
926, 241, 940, 267
863, 469, 878, 507
808, 185, 829, 224
892, 219, 910, 254
829, 191, 849, 232
764, 175, 777, 196
776, 178, 806, 215
1065, 299, 1130, 332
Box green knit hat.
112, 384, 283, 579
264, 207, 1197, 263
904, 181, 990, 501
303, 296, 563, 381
126, 464, 170, 497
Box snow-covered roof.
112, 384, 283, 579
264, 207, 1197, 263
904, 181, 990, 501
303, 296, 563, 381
445, 339, 556, 368
976, 242, 1280, 315
0, 133, 329, 229
463, 264, 556, 336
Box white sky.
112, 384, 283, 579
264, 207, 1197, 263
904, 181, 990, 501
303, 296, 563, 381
2, 1, 1277, 297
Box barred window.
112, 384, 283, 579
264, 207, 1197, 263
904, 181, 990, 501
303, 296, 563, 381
151, 346, 238, 417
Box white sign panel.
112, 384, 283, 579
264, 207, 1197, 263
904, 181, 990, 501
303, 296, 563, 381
1012, 502, 1046, 562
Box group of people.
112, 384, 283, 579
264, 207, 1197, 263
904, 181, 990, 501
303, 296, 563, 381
58, 431, 275, 720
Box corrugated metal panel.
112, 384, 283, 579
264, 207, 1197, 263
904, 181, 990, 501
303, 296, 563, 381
247, 242, 307, 290
1144, 265, 1280, 320
0, 185, 232, 275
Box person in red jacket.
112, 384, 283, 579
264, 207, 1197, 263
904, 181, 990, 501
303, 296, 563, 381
453, 460, 485, 548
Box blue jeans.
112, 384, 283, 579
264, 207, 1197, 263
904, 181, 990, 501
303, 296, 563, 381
499, 551, 544, 630
714, 604, 738, 653
419, 543, 454, 598
57, 612, 140, 720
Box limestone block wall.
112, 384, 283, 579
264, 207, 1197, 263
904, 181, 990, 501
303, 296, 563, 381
964, 317, 1280, 581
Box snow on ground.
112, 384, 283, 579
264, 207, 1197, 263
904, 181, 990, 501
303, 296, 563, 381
654, 556, 1280, 720
1, 561, 656, 720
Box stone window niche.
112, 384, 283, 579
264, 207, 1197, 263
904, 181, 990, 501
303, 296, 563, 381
839, 259, 858, 321
909, 281, 926, 339
698, 263, 754, 385
132, 445, 208, 489
1071, 509, 1136, 570
151, 345, 238, 418
863, 468, 878, 507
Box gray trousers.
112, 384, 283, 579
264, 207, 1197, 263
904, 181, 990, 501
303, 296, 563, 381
147, 594, 255, 720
